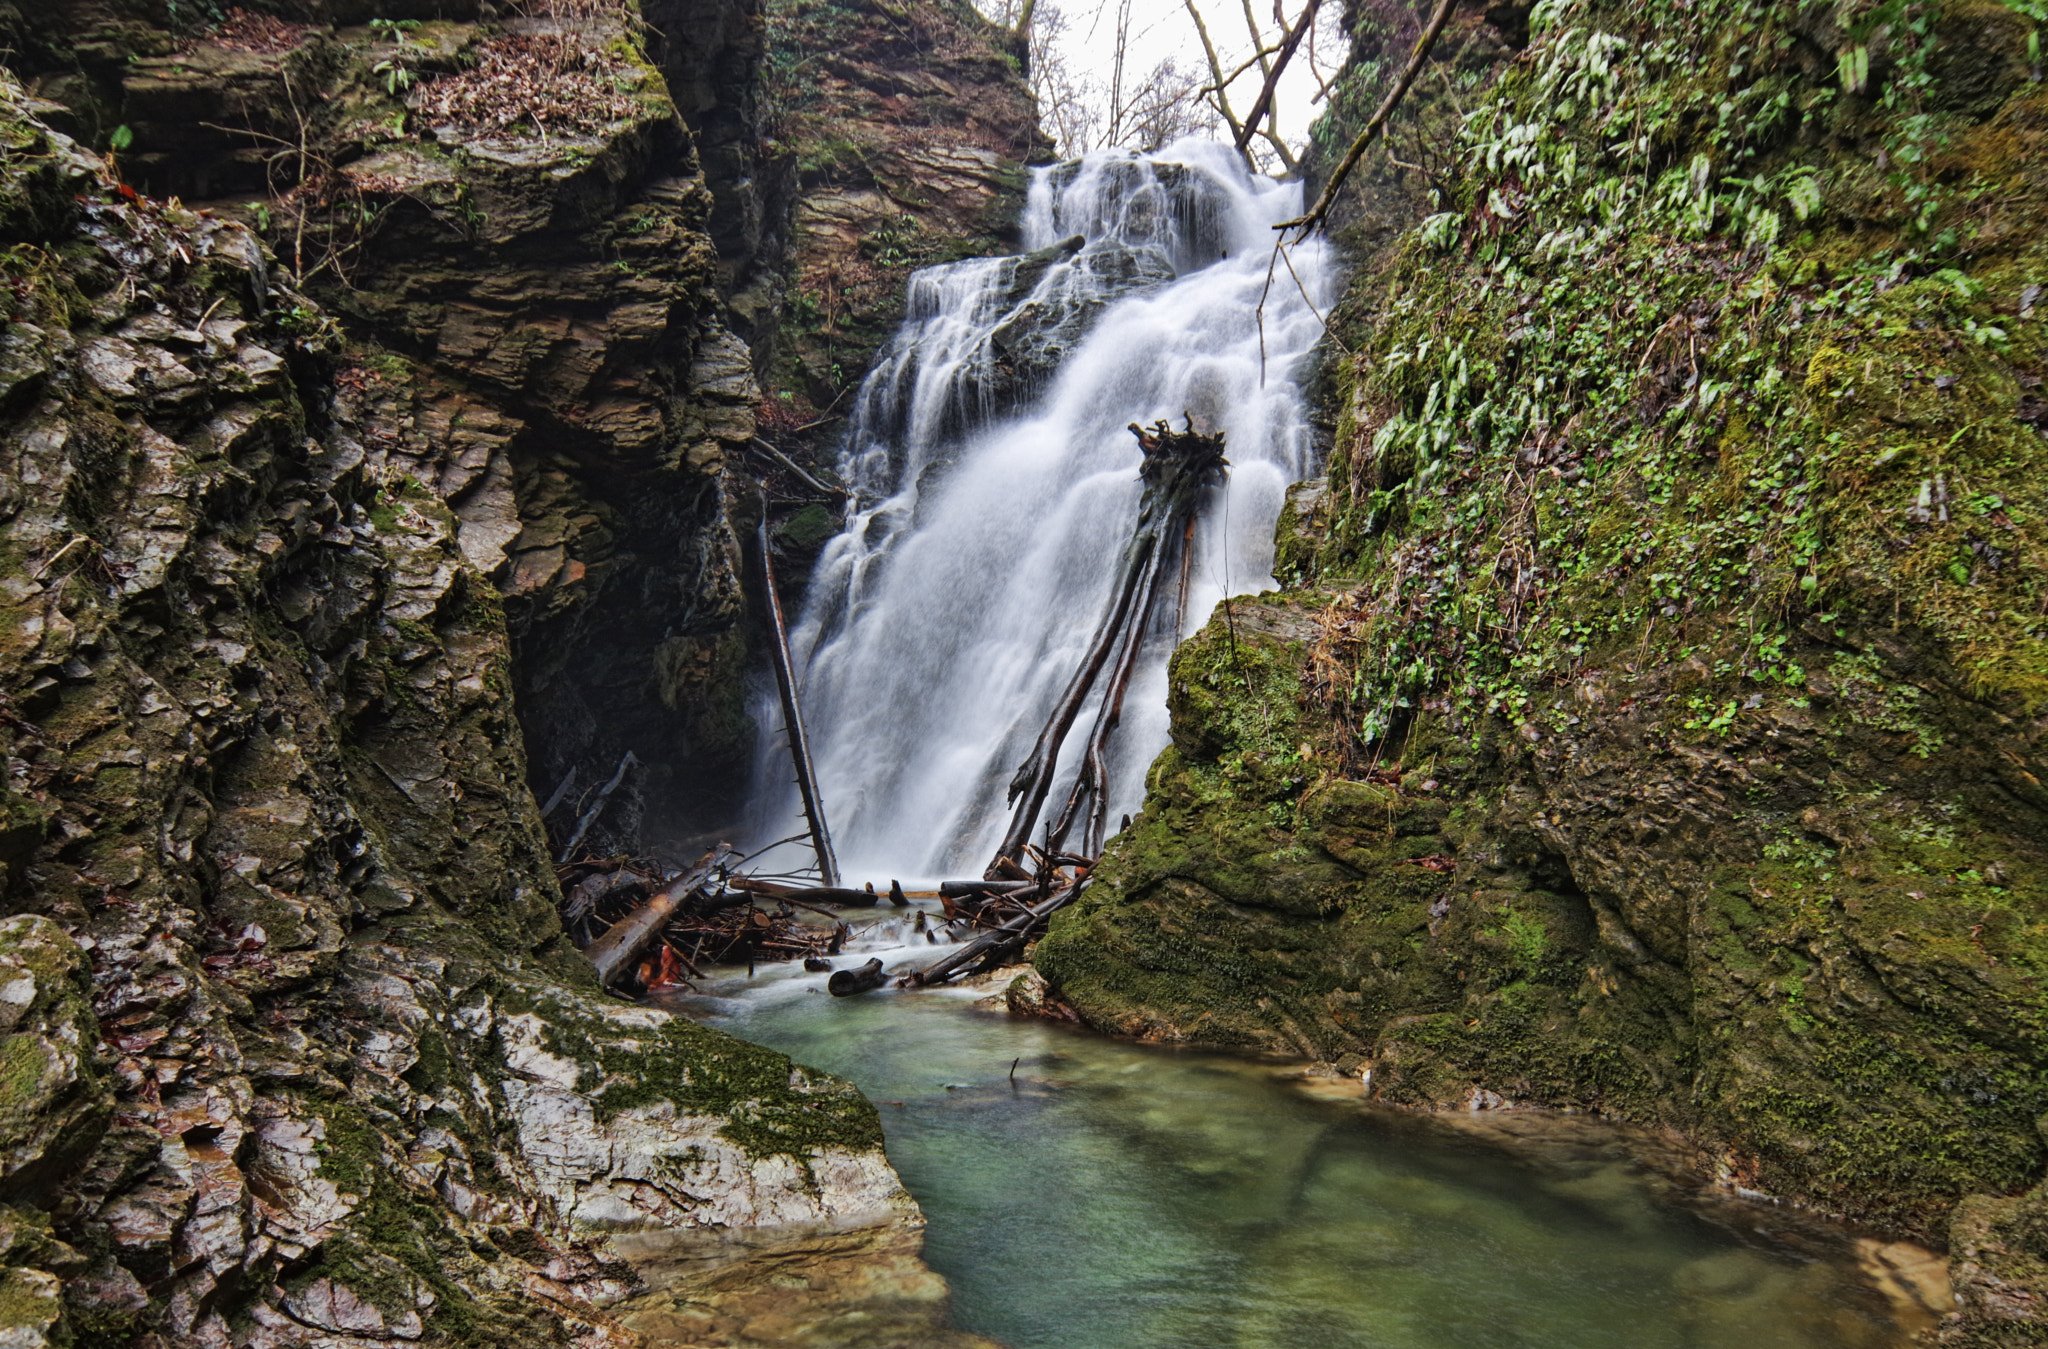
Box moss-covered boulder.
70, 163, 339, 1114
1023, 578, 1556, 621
1041, 0, 2048, 1334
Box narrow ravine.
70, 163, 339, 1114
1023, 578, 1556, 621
678, 912, 1940, 1349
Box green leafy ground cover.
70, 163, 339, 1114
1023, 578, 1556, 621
1039, 0, 2048, 1300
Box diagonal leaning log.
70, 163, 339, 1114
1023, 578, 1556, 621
987, 417, 1228, 877
756, 514, 842, 889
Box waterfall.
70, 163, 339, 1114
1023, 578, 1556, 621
749, 141, 1335, 882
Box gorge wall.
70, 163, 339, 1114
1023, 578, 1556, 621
0, 0, 1041, 1343
1034, 0, 2048, 1340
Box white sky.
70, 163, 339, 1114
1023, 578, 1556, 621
1041, 0, 1346, 166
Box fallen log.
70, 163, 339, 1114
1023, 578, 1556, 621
938, 879, 1036, 898
723, 878, 855, 919
584, 844, 734, 988
908, 880, 1086, 988
989, 418, 1226, 875
828, 957, 888, 997
729, 877, 881, 907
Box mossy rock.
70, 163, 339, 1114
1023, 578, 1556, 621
0, 917, 108, 1208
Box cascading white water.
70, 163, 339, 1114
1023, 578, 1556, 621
750, 141, 1334, 881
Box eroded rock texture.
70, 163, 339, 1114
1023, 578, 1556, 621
5, 0, 779, 854
0, 40, 917, 1349
757, 0, 1052, 422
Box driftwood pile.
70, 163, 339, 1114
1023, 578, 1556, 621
558, 847, 848, 994
558, 417, 1228, 1001
892, 863, 1090, 991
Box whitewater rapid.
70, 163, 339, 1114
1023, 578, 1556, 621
749, 140, 1335, 881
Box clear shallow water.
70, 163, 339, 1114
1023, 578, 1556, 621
683, 916, 1924, 1349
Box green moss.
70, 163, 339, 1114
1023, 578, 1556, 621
774, 503, 839, 552
600, 1022, 882, 1160
1042, 0, 2048, 1240
313, 1102, 380, 1198
519, 992, 883, 1166
0, 1266, 60, 1341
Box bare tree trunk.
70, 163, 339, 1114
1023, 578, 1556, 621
755, 516, 841, 888
1046, 530, 1168, 858
1234, 0, 1321, 159
989, 420, 1228, 877
991, 533, 1156, 873
1186, 0, 1255, 168
1174, 513, 1197, 636
1235, 0, 1300, 172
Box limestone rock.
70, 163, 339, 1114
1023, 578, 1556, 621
0, 61, 928, 1349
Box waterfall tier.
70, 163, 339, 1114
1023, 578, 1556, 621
751, 141, 1336, 881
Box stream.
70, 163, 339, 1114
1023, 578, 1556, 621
677, 912, 1939, 1349
719, 146, 1945, 1347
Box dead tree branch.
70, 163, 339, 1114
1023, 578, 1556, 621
1184, 0, 1255, 168
556, 750, 638, 862
1234, 0, 1321, 161
1277, 0, 1455, 238
990, 419, 1227, 875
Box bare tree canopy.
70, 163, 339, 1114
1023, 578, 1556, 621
978, 0, 1345, 163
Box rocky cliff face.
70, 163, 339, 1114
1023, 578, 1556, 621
1037, 0, 2048, 1339
3, 0, 1044, 850
0, 0, 1044, 1341
0, 81, 910, 1347
754, 0, 1050, 450
5, 0, 777, 855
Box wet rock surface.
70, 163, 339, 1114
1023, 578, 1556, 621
0, 59, 931, 1349
756, 0, 1051, 437
1035, 0, 2048, 1340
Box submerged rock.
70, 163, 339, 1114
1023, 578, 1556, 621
612, 1221, 1006, 1349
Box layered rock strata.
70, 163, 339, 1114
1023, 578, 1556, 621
757, 0, 1052, 427
0, 24, 947, 1349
